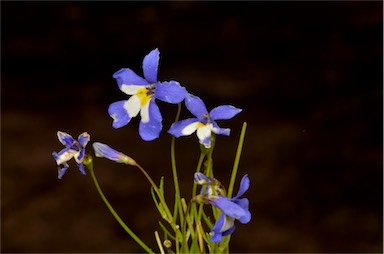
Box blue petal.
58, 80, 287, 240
185, 94, 208, 119
233, 197, 249, 211
210, 214, 225, 243
113, 68, 148, 91
234, 174, 250, 199
57, 163, 69, 180
139, 100, 162, 141
201, 135, 211, 148
93, 142, 120, 160
210, 105, 242, 121
212, 122, 230, 136
108, 100, 131, 129
168, 118, 199, 138
52, 148, 76, 165
155, 81, 187, 103
233, 198, 251, 224
222, 224, 236, 237
210, 196, 247, 220
210, 231, 223, 243
78, 132, 90, 148
142, 48, 159, 83
211, 215, 227, 243
77, 163, 86, 175
75, 149, 85, 163
57, 131, 76, 148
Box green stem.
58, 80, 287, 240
227, 122, 247, 198
134, 163, 176, 231
87, 162, 154, 254
181, 201, 193, 253
170, 103, 184, 231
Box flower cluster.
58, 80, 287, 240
52, 48, 250, 253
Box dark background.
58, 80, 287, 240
1, 1, 382, 253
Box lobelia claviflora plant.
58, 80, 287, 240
52, 48, 250, 253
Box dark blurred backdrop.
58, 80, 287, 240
1, 1, 383, 253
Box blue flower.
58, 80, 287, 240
92, 142, 136, 165
52, 131, 90, 179
168, 94, 242, 148
194, 173, 251, 242
108, 48, 187, 141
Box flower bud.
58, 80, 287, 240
92, 142, 136, 165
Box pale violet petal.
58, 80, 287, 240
194, 172, 213, 185
57, 131, 76, 148
140, 97, 152, 123
222, 224, 236, 237
124, 95, 142, 119
221, 215, 235, 233
53, 148, 76, 166
78, 132, 90, 148
121, 84, 148, 95
196, 124, 212, 148
142, 48, 159, 83
73, 150, 83, 164
168, 118, 200, 138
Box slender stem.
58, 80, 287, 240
206, 134, 216, 178
88, 163, 154, 254
181, 200, 192, 253
155, 231, 165, 254
227, 122, 247, 198
134, 163, 175, 230
170, 103, 184, 230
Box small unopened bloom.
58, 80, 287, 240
168, 94, 242, 148
194, 172, 214, 185
92, 142, 136, 165
52, 131, 90, 179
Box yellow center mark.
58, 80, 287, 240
136, 87, 152, 106
196, 122, 205, 128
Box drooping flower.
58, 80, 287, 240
194, 173, 251, 242
52, 131, 90, 179
92, 142, 136, 165
108, 48, 187, 141
168, 94, 242, 148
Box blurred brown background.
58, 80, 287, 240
1, 1, 382, 253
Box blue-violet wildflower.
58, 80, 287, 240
168, 94, 242, 148
52, 131, 90, 179
93, 142, 136, 165
194, 173, 251, 242
108, 48, 187, 141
